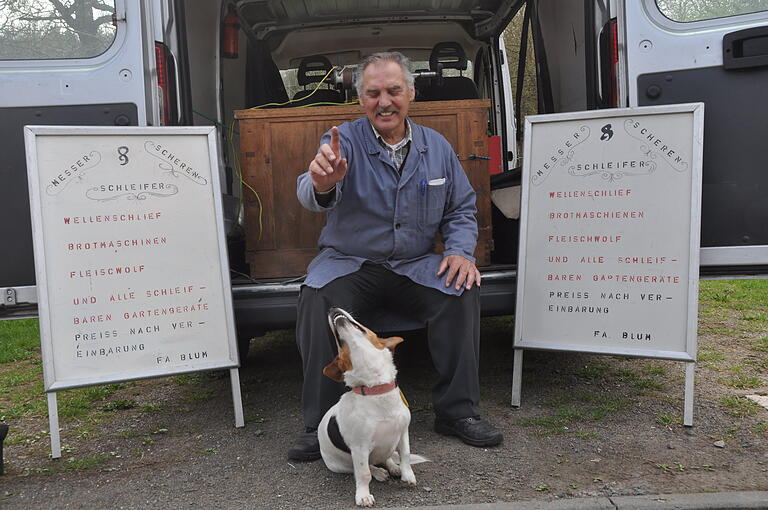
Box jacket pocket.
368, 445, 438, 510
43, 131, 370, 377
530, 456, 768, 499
419, 180, 447, 230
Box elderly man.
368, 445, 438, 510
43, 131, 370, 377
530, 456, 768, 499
289, 52, 502, 461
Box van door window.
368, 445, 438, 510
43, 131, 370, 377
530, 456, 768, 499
0, 0, 117, 60
656, 0, 768, 23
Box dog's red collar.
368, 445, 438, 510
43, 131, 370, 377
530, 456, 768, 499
352, 380, 397, 396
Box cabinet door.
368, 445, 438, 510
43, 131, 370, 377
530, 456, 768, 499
239, 101, 491, 278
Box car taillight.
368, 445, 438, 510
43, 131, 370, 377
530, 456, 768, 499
608, 18, 619, 107
154, 41, 178, 125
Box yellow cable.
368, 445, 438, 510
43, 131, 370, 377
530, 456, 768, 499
231, 66, 358, 243
228, 118, 263, 241
296, 100, 359, 108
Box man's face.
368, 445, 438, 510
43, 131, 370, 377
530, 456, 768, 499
359, 60, 415, 143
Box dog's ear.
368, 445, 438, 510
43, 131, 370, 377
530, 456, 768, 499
322, 357, 345, 382
381, 336, 404, 352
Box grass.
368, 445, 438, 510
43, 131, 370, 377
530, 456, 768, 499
698, 346, 726, 362
719, 375, 763, 389
0, 318, 214, 428
720, 396, 762, 417
641, 364, 667, 376
573, 363, 667, 392
740, 312, 767, 322
101, 399, 137, 412
63, 454, 111, 471
519, 392, 633, 436
751, 337, 768, 352
575, 361, 611, 379
656, 413, 681, 427
0, 318, 40, 363
699, 280, 768, 314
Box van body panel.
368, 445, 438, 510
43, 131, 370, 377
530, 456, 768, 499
0, 0, 147, 293
0, 103, 139, 288
623, 0, 768, 272
636, 67, 768, 250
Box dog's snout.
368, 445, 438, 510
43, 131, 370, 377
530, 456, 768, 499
328, 307, 349, 325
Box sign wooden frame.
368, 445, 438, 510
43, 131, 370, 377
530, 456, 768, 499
25, 126, 244, 457
511, 104, 704, 425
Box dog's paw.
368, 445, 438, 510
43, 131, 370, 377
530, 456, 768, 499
385, 457, 401, 477
355, 493, 375, 507
370, 465, 390, 482
400, 465, 416, 487
401, 468, 417, 486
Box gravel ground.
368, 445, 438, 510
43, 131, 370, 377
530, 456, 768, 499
1, 315, 767, 509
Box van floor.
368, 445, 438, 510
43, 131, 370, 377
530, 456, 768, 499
1, 297, 767, 508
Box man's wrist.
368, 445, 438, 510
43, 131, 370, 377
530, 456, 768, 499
442, 250, 476, 264
314, 184, 336, 207
314, 184, 335, 194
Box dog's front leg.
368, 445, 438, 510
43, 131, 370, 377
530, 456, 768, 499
351, 447, 375, 507
397, 432, 416, 486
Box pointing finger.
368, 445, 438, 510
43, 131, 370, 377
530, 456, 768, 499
330, 126, 341, 160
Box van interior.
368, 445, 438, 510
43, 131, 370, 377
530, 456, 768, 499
183, 1, 530, 272
178, 0, 617, 273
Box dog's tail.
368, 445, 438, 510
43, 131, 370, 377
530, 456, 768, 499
391, 452, 430, 464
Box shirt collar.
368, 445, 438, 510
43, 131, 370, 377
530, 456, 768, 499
370, 119, 412, 151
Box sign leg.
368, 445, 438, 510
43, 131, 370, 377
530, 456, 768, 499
47, 392, 61, 459
511, 348, 523, 408
230, 368, 245, 428
684, 362, 695, 427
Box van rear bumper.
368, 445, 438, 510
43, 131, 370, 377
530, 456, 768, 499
231, 267, 518, 338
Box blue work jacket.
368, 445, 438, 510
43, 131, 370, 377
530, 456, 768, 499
296, 117, 478, 296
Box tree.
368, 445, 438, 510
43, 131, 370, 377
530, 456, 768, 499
656, 0, 768, 22
0, 0, 115, 59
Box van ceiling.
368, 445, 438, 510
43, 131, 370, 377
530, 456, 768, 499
269, 22, 483, 69
236, 0, 522, 41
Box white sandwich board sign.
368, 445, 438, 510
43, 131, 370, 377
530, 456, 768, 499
25, 126, 244, 457
512, 104, 704, 425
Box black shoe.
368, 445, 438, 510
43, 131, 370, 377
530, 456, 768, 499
287, 428, 320, 461
434, 416, 503, 447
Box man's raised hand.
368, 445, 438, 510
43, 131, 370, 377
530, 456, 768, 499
309, 126, 348, 192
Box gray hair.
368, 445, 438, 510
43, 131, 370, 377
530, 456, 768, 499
354, 52, 415, 98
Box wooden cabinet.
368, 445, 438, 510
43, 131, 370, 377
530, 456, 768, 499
235, 100, 492, 278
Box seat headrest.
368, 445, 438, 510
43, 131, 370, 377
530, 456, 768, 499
429, 42, 468, 72
298, 55, 334, 86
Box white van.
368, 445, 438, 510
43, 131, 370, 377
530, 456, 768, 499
1, 1, 767, 358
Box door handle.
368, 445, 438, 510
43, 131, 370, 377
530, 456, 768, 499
723, 26, 768, 69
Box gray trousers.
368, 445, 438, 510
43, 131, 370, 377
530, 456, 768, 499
295, 262, 481, 428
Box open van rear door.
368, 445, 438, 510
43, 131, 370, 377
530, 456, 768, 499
0, 0, 147, 313
621, 0, 768, 276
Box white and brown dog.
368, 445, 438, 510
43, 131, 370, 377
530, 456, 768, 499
319, 307, 427, 507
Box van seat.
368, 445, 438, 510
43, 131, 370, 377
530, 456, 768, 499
420, 42, 479, 101
291, 55, 343, 106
